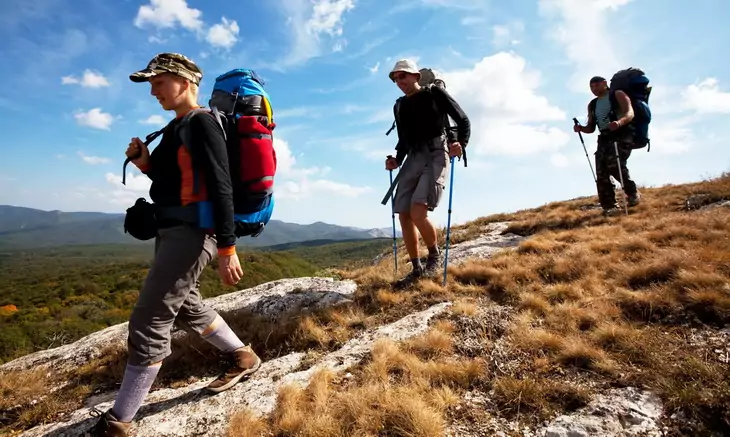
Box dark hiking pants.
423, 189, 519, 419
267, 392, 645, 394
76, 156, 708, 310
595, 132, 638, 209
127, 224, 219, 366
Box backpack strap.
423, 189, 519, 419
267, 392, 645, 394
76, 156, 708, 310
176, 107, 220, 195
121, 123, 169, 185
385, 97, 403, 136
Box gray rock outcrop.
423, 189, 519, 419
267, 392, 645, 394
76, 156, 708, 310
0, 277, 357, 374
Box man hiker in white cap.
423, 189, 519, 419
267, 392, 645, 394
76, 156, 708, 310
385, 59, 471, 288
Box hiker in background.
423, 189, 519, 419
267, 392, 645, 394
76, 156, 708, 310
91, 53, 261, 437
385, 59, 470, 288
574, 75, 641, 215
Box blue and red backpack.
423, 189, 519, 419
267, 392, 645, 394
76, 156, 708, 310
178, 69, 278, 238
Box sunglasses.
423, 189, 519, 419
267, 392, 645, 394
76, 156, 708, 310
391, 72, 409, 82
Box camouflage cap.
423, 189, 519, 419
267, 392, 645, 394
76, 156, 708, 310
129, 52, 203, 85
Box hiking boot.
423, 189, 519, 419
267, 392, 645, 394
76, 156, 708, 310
88, 408, 131, 437
206, 345, 261, 393
423, 252, 443, 277
628, 191, 641, 207
393, 268, 423, 290
602, 206, 621, 217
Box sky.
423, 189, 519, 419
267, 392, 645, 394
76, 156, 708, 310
0, 0, 728, 230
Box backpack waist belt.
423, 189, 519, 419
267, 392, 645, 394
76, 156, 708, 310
155, 204, 199, 224
407, 134, 447, 154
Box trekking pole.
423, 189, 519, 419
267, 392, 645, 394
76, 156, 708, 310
442, 155, 456, 287
572, 118, 596, 183
387, 155, 398, 277
613, 141, 629, 216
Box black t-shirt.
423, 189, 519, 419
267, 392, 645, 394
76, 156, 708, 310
393, 85, 471, 163
141, 111, 236, 249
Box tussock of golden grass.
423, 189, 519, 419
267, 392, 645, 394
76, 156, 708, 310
518, 293, 550, 316
545, 302, 603, 333
229, 326, 485, 437
589, 321, 644, 356
451, 299, 478, 316
516, 237, 566, 255
556, 337, 616, 374
0, 368, 80, 431
491, 376, 590, 420
227, 408, 270, 437
0, 344, 130, 433
535, 254, 591, 284
544, 283, 584, 303
373, 288, 407, 306
623, 257, 683, 289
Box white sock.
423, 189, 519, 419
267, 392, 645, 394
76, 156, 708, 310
111, 362, 161, 422
201, 317, 244, 353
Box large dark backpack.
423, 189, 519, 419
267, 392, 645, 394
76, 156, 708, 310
589, 67, 653, 151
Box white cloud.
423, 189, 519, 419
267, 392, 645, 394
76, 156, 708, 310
148, 35, 168, 44
645, 117, 695, 155
309, 0, 354, 36
277, 178, 371, 200
140, 115, 168, 125
272, 135, 370, 200
681, 78, 730, 114
61, 69, 110, 88
133, 0, 203, 31
369, 61, 380, 73
538, 0, 635, 94
134, 0, 242, 50
206, 16, 239, 49
442, 52, 568, 157
74, 108, 115, 130
274, 137, 329, 178
276, 0, 356, 68
78, 151, 110, 165
104, 172, 152, 206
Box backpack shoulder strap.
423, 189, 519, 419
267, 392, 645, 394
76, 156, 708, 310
174, 107, 219, 196
385, 97, 403, 136
176, 107, 212, 149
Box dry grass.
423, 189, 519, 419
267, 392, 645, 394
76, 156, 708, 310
287, 172, 730, 435
228, 322, 486, 437
3, 173, 730, 435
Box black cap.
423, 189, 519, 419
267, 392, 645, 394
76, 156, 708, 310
590, 75, 606, 84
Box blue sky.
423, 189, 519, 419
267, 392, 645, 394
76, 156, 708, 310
0, 0, 728, 230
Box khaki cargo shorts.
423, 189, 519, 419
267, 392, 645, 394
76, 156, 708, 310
393, 135, 450, 214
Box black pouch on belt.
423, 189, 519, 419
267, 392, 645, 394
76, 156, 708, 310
124, 198, 158, 241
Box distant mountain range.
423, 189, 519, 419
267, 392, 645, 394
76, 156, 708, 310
0, 205, 401, 250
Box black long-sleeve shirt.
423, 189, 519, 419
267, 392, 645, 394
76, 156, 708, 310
137, 110, 237, 254
394, 85, 471, 164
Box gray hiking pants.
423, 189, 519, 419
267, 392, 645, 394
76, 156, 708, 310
393, 135, 450, 214
127, 224, 219, 366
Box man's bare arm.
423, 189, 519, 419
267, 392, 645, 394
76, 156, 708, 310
614, 90, 635, 127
